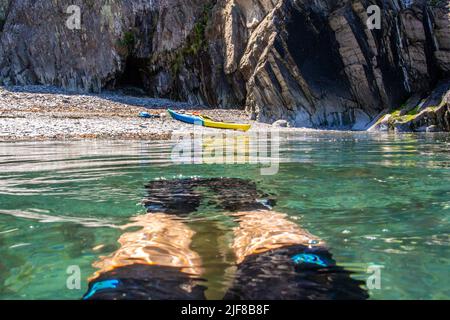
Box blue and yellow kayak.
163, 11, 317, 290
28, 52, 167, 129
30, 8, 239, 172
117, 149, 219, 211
168, 109, 251, 132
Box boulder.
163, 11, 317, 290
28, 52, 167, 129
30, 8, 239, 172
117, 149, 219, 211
272, 120, 289, 128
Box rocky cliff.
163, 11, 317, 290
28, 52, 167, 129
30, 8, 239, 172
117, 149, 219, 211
0, 0, 449, 130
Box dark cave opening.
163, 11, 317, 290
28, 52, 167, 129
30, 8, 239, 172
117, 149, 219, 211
116, 57, 148, 89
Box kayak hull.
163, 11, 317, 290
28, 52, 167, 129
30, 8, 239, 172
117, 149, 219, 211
168, 109, 251, 132
168, 109, 203, 125
203, 119, 251, 132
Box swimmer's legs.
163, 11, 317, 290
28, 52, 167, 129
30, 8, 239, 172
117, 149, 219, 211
84, 177, 270, 300
85, 179, 368, 300
84, 213, 206, 300
144, 178, 274, 214
224, 210, 368, 300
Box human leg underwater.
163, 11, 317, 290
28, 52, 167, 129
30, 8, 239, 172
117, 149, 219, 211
83, 212, 206, 300
224, 210, 369, 300
84, 178, 367, 300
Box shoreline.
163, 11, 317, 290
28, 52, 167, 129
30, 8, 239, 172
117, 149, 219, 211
0, 85, 366, 143
0, 85, 274, 142
1, 85, 447, 143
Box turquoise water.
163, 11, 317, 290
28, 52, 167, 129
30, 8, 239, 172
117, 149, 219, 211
0, 132, 449, 300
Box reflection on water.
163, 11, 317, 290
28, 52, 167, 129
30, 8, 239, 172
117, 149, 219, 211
0, 209, 118, 228
0, 132, 449, 299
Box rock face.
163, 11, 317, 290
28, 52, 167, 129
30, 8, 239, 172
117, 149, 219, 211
0, 0, 449, 130
368, 79, 450, 132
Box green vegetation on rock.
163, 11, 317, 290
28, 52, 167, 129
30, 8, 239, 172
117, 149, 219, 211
117, 31, 136, 56
169, 3, 214, 74
389, 97, 426, 123
388, 97, 446, 125
389, 106, 421, 124
188, 3, 213, 55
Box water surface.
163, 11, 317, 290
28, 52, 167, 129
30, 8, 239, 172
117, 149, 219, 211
0, 132, 449, 299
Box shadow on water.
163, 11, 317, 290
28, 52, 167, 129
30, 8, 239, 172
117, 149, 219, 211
84, 177, 369, 300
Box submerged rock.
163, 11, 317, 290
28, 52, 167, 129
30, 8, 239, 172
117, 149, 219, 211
0, 0, 449, 130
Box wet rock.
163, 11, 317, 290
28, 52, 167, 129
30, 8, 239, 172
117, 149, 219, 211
394, 121, 411, 133
375, 82, 450, 132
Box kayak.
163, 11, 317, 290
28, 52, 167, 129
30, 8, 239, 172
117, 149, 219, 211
167, 109, 203, 125
202, 117, 251, 131
167, 109, 251, 131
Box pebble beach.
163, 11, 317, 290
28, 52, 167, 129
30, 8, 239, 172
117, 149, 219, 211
0, 86, 271, 141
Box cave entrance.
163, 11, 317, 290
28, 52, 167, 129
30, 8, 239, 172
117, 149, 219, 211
117, 57, 147, 89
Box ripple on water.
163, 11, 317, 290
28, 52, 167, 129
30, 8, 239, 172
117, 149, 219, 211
0, 133, 449, 299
